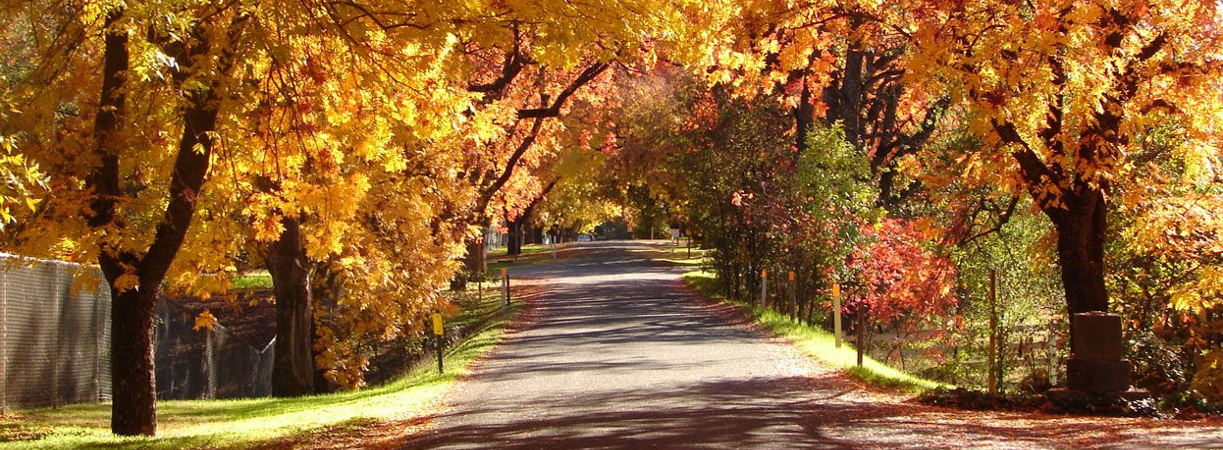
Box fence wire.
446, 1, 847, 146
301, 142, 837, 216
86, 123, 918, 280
0, 254, 273, 410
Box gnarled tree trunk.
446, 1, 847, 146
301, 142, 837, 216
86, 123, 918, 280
451, 231, 487, 290
506, 218, 524, 256
1051, 187, 1110, 318
108, 286, 158, 435
87, 10, 244, 435
267, 216, 315, 397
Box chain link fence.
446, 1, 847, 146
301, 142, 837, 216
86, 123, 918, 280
0, 255, 111, 411
0, 254, 274, 411
154, 299, 274, 400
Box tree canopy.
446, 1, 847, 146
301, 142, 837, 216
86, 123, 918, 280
0, 0, 1221, 435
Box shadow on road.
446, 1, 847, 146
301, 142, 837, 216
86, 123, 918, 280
400, 241, 1220, 450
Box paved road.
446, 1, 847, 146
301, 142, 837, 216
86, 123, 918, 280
402, 241, 1222, 450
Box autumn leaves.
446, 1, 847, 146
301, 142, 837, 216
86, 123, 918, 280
0, 0, 1219, 438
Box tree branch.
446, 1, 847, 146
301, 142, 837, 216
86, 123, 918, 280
517, 61, 609, 119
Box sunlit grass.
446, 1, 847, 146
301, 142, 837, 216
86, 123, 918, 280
231, 271, 273, 290
683, 269, 946, 393
487, 243, 553, 258
0, 301, 520, 449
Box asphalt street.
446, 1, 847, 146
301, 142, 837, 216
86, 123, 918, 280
401, 241, 1222, 450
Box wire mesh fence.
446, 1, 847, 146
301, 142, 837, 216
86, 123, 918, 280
154, 299, 274, 400
0, 254, 274, 411
0, 255, 111, 411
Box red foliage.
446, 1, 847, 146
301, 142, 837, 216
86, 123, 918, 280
847, 218, 959, 324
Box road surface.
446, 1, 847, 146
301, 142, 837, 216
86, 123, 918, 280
402, 241, 1222, 450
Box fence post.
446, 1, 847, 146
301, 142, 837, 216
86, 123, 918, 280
51, 263, 61, 407
95, 276, 107, 401
1048, 321, 1058, 386
92, 273, 100, 402
833, 283, 842, 349
759, 269, 768, 309
205, 329, 216, 400
1, 269, 7, 413
988, 269, 998, 395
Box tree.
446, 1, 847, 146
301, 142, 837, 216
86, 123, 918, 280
908, 0, 1223, 325
0, 1, 253, 435
0, 109, 45, 229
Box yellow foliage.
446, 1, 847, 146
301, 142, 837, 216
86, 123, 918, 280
193, 310, 218, 332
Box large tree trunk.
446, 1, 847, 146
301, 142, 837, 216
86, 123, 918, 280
793, 78, 814, 158
109, 286, 158, 435
268, 216, 315, 397
1051, 188, 1110, 318
451, 232, 487, 290
530, 226, 544, 245
507, 219, 524, 256
309, 260, 344, 394
86, 10, 241, 435
105, 82, 219, 436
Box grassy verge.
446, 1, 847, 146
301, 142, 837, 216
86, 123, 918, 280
484, 246, 563, 277
683, 269, 945, 393
487, 243, 553, 258
0, 292, 521, 450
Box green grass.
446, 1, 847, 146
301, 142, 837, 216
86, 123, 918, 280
487, 243, 553, 258
659, 247, 708, 266
0, 297, 521, 450
683, 269, 946, 393
231, 272, 272, 289
483, 246, 562, 278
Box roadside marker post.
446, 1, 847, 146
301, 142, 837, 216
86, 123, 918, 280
501, 267, 510, 310
857, 313, 865, 367
433, 313, 444, 373
760, 269, 768, 309
788, 271, 796, 320
833, 282, 842, 349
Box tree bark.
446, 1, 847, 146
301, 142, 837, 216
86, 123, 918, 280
793, 77, 814, 158
267, 216, 315, 397
451, 232, 487, 290
109, 286, 158, 435
507, 219, 523, 256
1051, 188, 1110, 318
87, 10, 243, 434
88, 9, 152, 435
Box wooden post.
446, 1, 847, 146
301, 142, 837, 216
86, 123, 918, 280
1048, 321, 1058, 386
433, 313, 444, 373
988, 269, 998, 395
760, 269, 768, 309
857, 312, 865, 367
833, 282, 842, 349
501, 268, 509, 311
